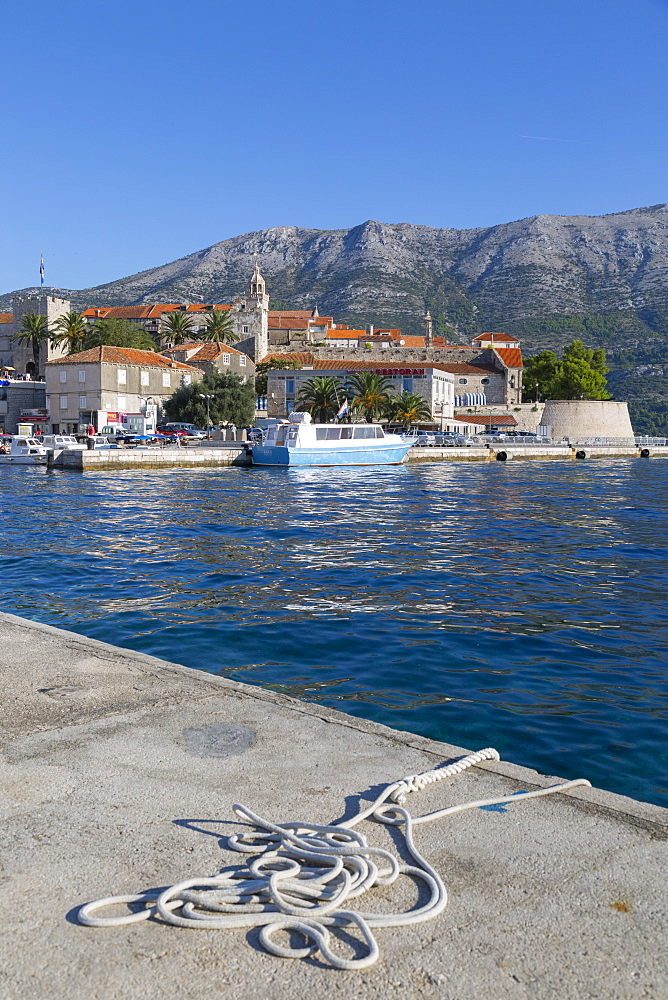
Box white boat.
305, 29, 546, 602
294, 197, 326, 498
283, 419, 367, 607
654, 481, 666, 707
0, 435, 49, 465
251, 412, 413, 467
41, 434, 87, 452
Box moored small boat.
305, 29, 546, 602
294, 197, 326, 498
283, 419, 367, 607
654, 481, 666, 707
0, 435, 49, 465
251, 412, 413, 467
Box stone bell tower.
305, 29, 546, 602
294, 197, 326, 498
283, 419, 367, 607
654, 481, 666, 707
231, 262, 270, 361
423, 310, 433, 347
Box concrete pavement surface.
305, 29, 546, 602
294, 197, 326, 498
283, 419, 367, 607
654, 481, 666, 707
0, 611, 666, 1000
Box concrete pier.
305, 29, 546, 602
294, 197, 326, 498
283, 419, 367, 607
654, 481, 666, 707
46, 443, 668, 471
1, 612, 666, 999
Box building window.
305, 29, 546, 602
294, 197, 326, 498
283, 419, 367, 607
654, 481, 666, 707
162, 372, 170, 387
458, 378, 468, 384
118, 369, 127, 384
403, 377, 412, 392
243, 325, 249, 334
183, 374, 191, 386
222, 353, 230, 364
239, 355, 246, 367
78, 370, 86, 383
60, 395, 68, 409
285, 379, 295, 394
117, 395, 127, 410
510, 375, 516, 388
78, 395, 87, 409
59, 370, 67, 383
481, 377, 490, 384
141, 371, 149, 386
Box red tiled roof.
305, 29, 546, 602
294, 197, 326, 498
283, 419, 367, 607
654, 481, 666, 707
395, 336, 426, 348
472, 332, 519, 343
0, 312, 13, 324
81, 306, 153, 320
494, 348, 523, 368
262, 353, 467, 373
162, 342, 247, 361
46, 346, 201, 370
269, 310, 316, 319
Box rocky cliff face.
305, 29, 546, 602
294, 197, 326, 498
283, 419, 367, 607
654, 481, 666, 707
5, 205, 668, 336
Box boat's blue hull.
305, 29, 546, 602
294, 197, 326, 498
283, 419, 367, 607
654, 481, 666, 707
251, 442, 412, 467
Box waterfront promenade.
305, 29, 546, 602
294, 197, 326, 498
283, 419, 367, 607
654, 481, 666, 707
47, 441, 668, 470
1, 611, 665, 999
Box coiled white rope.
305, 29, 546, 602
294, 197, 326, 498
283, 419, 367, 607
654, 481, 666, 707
77, 749, 591, 970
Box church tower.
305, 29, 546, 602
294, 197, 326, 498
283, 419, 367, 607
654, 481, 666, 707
231, 262, 270, 362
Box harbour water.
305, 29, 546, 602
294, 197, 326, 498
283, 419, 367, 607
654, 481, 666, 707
1, 459, 666, 806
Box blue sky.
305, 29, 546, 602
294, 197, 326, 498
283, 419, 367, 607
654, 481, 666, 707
1, 0, 666, 293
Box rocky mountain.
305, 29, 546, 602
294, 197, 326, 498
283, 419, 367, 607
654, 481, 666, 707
3, 205, 668, 426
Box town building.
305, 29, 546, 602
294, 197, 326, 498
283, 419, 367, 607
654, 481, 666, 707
160, 342, 255, 379
264, 356, 457, 426
45, 347, 203, 434
0, 295, 70, 376
0, 378, 48, 434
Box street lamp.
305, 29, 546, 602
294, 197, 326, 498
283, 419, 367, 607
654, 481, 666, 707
199, 394, 213, 440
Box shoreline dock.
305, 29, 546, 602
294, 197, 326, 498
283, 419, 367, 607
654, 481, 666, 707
1, 611, 666, 999
46, 442, 668, 470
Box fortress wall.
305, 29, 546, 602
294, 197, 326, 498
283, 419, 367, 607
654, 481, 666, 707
541, 400, 635, 441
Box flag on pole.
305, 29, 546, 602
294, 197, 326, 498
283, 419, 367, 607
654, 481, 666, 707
336, 399, 348, 419
39, 254, 45, 286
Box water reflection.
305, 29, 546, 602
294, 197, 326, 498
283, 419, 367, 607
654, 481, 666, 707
0, 460, 667, 804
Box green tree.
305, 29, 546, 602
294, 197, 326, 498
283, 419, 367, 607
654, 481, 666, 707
550, 357, 612, 400
522, 350, 561, 401
295, 376, 345, 423
523, 341, 611, 401
163, 370, 256, 428
14, 313, 50, 375
254, 357, 302, 396
384, 391, 432, 429
51, 311, 87, 354
81, 318, 157, 351
348, 371, 392, 421
202, 308, 238, 344
162, 311, 195, 345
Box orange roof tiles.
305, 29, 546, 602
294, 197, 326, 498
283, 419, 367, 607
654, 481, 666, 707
472, 332, 520, 343
162, 342, 247, 361
0, 312, 13, 324
269, 310, 316, 319
432, 362, 498, 375
46, 346, 201, 370
494, 348, 523, 368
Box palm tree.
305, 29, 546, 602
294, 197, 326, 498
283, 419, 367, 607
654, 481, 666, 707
51, 311, 87, 354
296, 376, 345, 423
161, 311, 195, 346
14, 313, 50, 376
202, 308, 239, 344
347, 371, 393, 422
384, 392, 432, 430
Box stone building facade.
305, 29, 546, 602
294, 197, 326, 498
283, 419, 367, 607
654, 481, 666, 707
263, 345, 522, 410
0, 295, 69, 376
160, 342, 255, 380
0, 379, 48, 434
266, 359, 456, 424
45, 346, 203, 434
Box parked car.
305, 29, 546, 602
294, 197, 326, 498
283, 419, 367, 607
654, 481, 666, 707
161, 422, 206, 440
415, 431, 437, 447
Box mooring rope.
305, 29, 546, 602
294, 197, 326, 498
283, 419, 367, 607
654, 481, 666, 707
77, 749, 591, 970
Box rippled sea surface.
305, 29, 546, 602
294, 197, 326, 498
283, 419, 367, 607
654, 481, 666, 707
1, 459, 667, 806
